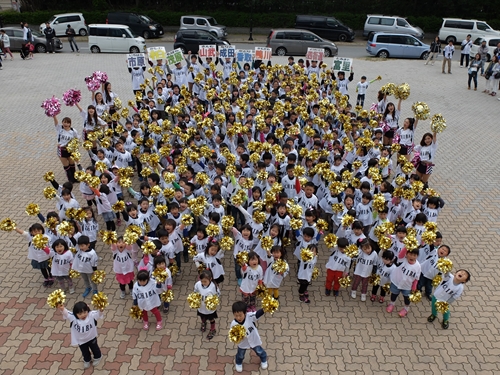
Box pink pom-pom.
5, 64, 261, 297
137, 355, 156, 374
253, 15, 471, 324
62, 89, 82, 106
93, 71, 108, 83
86, 78, 101, 92
41, 96, 61, 117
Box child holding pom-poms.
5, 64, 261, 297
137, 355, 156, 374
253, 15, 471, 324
132, 270, 163, 331
194, 269, 220, 340
153, 255, 172, 313
263, 246, 289, 300
298, 244, 318, 304
240, 251, 263, 312
111, 237, 135, 299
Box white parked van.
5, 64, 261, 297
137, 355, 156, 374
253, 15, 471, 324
88, 24, 146, 53
40, 13, 87, 36
438, 18, 500, 44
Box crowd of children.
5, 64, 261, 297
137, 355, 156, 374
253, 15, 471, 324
6, 51, 471, 371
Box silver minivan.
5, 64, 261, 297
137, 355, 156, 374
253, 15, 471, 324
364, 15, 424, 40
267, 29, 338, 57
180, 15, 227, 39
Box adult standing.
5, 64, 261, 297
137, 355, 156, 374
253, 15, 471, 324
460, 34, 472, 68
478, 40, 489, 76
43, 22, 56, 53
0, 29, 13, 60
425, 36, 441, 66
66, 24, 79, 53
442, 40, 454, 74
484, 56, 500, 96
467, 53, 483, 91
21, 22, 32, 60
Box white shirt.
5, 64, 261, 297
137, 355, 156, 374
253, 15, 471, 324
132, 278, 162, 311
113, 150, 132, 168
297, 256, 318, 282
193, 251, 225, 279
353, 250, 378, 277
52, 251, 74, 276
62, 308, 103, 346
433, 273, 464, 303
112, 248, 135, 275
56, 124, 79, 147
240, 265, 263, 294
390, 258, 421, 290
230, 310, 264, 349
0, 33, 10, 48
443, 44, 455, 59
375, 259, 394, 286
325, 249, 351, 272
72, 248, 98, 274
356, 81, 369, 95
263, 258, 289, 288
194, 280, 220, 315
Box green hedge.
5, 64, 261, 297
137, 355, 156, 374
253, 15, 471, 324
2, 9, 500, 34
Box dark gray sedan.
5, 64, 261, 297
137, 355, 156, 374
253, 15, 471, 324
2, 27, 63, 53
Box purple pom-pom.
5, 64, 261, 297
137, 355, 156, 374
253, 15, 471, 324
41, 96, 61, 117
62, 89, 82, 106
86, 78, 101, 92
93, 70, 108, 83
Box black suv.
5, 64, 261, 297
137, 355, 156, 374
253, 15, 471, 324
174, 29, 229, 54
106, 12, 163, 39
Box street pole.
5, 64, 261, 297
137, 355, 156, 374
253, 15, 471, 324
248, 0, 254, 41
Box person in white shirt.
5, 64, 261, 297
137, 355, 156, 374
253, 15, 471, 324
414, 131, 438, 183
230, 301, 268, 373
194, 270, 220, 340
370, 250, 395, 303
351, 239, 378, 301
58, 302, 104, 369
51, 239, 75, 294
460, 34, 472, 68
325, 238, 351, 296
132, 270, 163, 331
111, 238, 135, 299
427, 269, 470, 329
72, 236, 99, 297
442, 40, 455, 74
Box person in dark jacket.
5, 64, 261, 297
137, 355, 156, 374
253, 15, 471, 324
43, 22, 56, 53
425, 36, 441, 66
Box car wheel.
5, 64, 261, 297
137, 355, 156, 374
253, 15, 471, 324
338, 34, 347, 42
421, 51, 430, 60
324, 48, 331, 57
90, 45, 100, 53
445, 36, 456, 44
79, 28, 87, 36
130, 46, 140, 53
143, 30, 150, 39
377, 50, 389, 58
35, 44, 46, 53
276, 47, 287, 56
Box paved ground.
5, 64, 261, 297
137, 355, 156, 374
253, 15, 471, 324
0, 53, 499, 375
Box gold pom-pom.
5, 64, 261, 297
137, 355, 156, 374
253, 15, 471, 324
69, 246, 77, 254
339, 275, 352, 288
378, 157, 389, 168
316, 219, 328, 232
369, 274, 381, 285
187, 292, 202, 309
262, 295, 279, 314
403, 235, 419, 251
100, 230, 118, 245
91, 270, 106, 284
352, 160, 362, 170
94, 161, 106, 173
154, 204, 168, 216
205, 294, 220, 310
160, 290, 174, 303
331, 203, 344, 213
141, 240, 156, 254
74, 170, 87, 182
437, 258, 453, 273
0, 218, 17, 231
206, 223, 220, 237
430, 113, 447, 133
221, 216, 235, 231
252, 211, 266, 224
57, 220, 72, 237
32, 234, 49, 249
372, 194, 386, 212
378, 236, 393, 250
43, 171, 55, 182
382, 283, 391, 293
312, 267, 320, 280
24, 203, 40, 217
163, 188, 175, 199
228, 324, 247, 344
91, 292, 109, 310
423, 188, 440, 198
168, 264, 179, 277
220, 236, 234, 251
421, 231, 437, 245
47, 289, 66, 308
435, 300, 450, 314
43, 186, 57, 199
432, 274, 443, 287
69, 269, 80, 278
236, 251, 249, 266
324, 234, 338, 248
123, 231, 139, 245
409, 290, 422, 303
391, 143, 401, 153
271, 259, 288, 274
129, 305, 143, 320
289, 218, 303, 230
424, 222, 438, 233
180, 214, 193, 226
188, 244, 197, 258
260, 236, 274, 251
345, 244, 358, 258
255, 284, 269, 299
341, 214, 354, 227
411, 101, 430, 120
395, 176, 406, 186
150, 185, 162, 197
111, 201, 125, 213
300, 248, 314, 262
44, 217, 57, 231
395, 83, 410, 100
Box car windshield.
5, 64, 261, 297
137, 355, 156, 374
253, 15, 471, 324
48, 16, 56, 23
140, 15, 153, 23
473, 37, 484, 45
206, 17, 217, 25
32, 30, 43, 37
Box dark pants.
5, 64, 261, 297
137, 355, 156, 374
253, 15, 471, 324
298, 279, 309, 294
371, 284, 387, 297
468, 72, 478, 88
236, 345, 267, 366
417, 274, 433, 297
79, 337, 101, 363
460, 53, 469, 67
46, 38, 55, 53
68, 37, 79, 51
356, 94, 365, 107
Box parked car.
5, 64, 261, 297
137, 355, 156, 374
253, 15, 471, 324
439, 18, 500, 44
106, 12, 163, 39
294, 15, 355, 42
366, 32, 430, 59
180, 15, 227, 39
39, 13, 87, 36
173, 29, 229, 54
88, 24, 146, 53
363, 15, 424, 40
267, 29, 338, 57
2, 27, 63, 53
470, 36, 500, 61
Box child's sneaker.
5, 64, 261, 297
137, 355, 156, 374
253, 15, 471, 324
207, 329, 216, 340
350, 290, 357, 299
300, 295, 310, 303
83, 361, 91, 369
93, 356, 103, 366
386, 304, 394, 313
143, 322, 149, 330
442, 320, 449, 329
82, 288, 92, 298
201, 321, 207, 332
333, 290, 339, 297
399, 308, 408, 317
427, 314, 436, 322
370, 294, 376, 302
360, 294, 367, 302
48, 278, 54, 286
325, 289, 331, 296
120, 291, 126, 299
261, 361, 268, 370
43, 280, 50, 287
156, 321, 163, 331
379, 296, 384, 303
116, 218, 122, 226
235, 364, 243, 373
93, 290, 98, 295
304, 291, 309, 297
